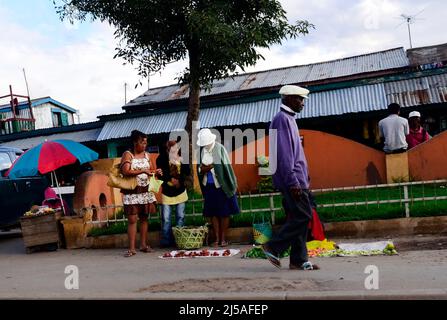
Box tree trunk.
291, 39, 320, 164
184, 48, 200, 190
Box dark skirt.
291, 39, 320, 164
202, 184, 240, 218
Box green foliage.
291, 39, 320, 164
54, 0, 314, 88
88, 221, 128, 237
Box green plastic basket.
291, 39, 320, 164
172, 226, 209, 250
253, 221, 272, 245
252, 212, 272, 245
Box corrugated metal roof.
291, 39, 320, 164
98, 84, 389, 140
97, 112, 188, 141
125, 48, 408, 107
303, 84, 388, 118
98, 73, 447, 141
0, 128, 102, 150
0, 97, 77, 113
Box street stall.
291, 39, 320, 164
6, 139, 98, 253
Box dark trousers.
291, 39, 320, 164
267, 189, 312, 265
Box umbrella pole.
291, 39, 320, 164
52, 171, 66, 216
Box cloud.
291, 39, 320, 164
0, 12, 177, 122
1, 1, 446, 124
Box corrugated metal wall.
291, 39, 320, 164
385, 74, 447, 107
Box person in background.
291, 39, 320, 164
197, 128, 240, 247
120, 130, 162, 257
378, 103, 409, 154
406, 111, 431, 149
42, 187, 72, 216
156, 140, 190, 248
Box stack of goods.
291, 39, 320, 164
23, 206, 57, 218
243, 240, 398, 259
160, 249, 240, 259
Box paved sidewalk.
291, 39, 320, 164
1, 236, 447, 299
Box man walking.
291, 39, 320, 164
378, 103, 409, 154
262, 85, 319, 271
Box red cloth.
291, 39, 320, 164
308, 208, 325, 241
285, 205, 326, 241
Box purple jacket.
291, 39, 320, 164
269, 108, 310, 191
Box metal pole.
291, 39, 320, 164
53, 171, 67, 216
407, 20, 413, 49
404, 185, 410, 218
124, 83, 128, 105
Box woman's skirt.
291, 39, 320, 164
202, 184, 239, 218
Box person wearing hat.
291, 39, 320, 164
406, 111, 431, 149
197, 128, 240, 247
378, 103, 410, 154
261, 85, 320, 271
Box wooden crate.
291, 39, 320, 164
20, 212, 61, 253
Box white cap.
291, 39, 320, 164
279, 85, 310, 99
197, 128, 217, 147
409, 111, 421, 118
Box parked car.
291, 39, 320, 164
0, 146, 49, 229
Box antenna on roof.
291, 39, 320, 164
124, 82, 128, 105
396, 9, 425, 49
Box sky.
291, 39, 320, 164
0, 0, 446, 123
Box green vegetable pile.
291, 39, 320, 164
243, 243, 398, 259
243, 246, 291, 259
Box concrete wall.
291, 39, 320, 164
229, 130, 387, 192
408, 130, 447, 181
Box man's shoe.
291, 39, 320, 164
262, 244, 281, 269
289, 261, 320, 270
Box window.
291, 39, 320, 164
52, 112, 62, 127
0, 152, 12, 171
61, 112, 69, 126
52, 111, 69, 127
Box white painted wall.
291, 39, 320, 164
33, 103, 76, 129
32, 103, 53, 129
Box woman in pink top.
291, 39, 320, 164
406, 111, 431, 149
